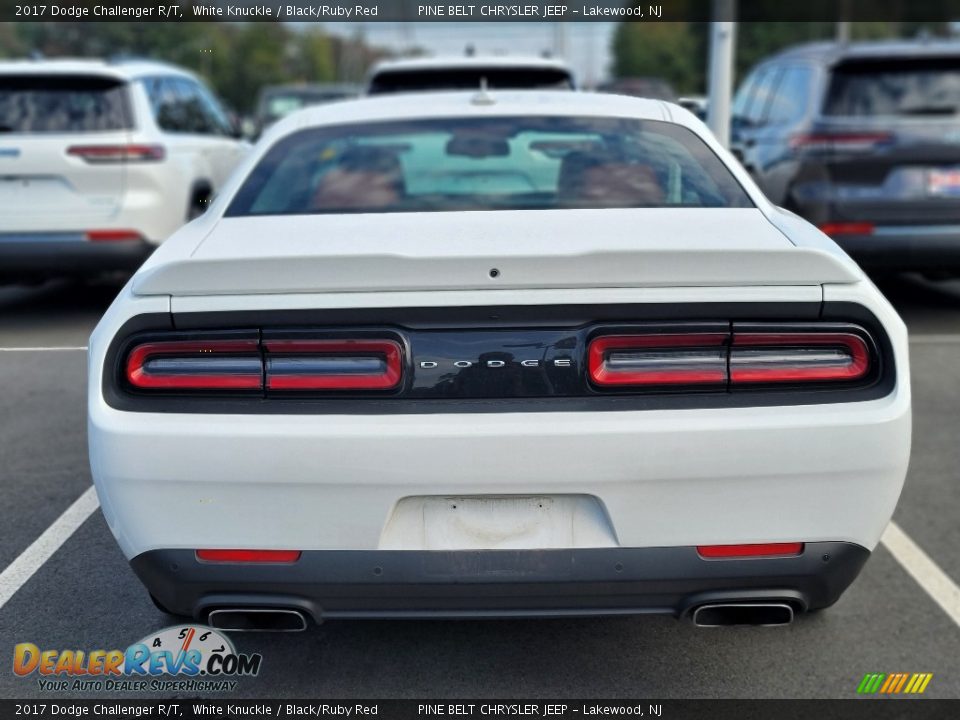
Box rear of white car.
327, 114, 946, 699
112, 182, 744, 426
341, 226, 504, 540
0, 60, 246, 281
88, 92, 910, 629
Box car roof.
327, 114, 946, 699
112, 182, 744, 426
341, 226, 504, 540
766, 39, 960, 66
269, 90, 673, 135
0, 57, 197, 81
369, 55, 573, 75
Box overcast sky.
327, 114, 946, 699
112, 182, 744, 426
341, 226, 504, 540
326, 22, 617, 85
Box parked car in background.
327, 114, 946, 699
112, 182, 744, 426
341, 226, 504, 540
0, 58, 248, 283
597, 77, 677, 101
254, 83, 359, 137
89, 90, 909, 629
678, 95, 708, 121
732, 40, 960, 275
366, 56, 576, 94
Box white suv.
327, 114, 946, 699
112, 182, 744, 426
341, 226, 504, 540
0, 58, 248, 281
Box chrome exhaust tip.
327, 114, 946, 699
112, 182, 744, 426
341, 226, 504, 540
692, 602, 794, 627
207, 608, 308, 632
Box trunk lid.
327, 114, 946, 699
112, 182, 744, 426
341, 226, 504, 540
133, 208, 860, 296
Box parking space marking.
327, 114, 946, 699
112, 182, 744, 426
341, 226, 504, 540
882, 521, 960, 628
910, 334, 960, 344
0, 347, 87, 352
0, 486, 99, 613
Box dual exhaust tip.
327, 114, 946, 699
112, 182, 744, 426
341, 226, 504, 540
691, 602, 795, 627
208, 608, 308, 632
204, 602, 795, 632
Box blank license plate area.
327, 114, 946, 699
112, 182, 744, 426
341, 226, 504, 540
379, 495, 618, 551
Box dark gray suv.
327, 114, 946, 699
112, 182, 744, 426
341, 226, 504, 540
732, 40, 960, 274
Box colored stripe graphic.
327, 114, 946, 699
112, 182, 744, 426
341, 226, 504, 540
857, 673, 932, 694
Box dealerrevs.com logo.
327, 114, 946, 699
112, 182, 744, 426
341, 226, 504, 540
13, 625, 262, 692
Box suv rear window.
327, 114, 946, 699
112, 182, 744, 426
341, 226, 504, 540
824, 58, 960, 117
0, 74, 131, 133
368, 68, 574, 95
226, 116, 753, 216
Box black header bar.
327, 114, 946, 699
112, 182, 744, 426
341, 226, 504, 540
0, 700, 957, 719
1, 0, 959, 23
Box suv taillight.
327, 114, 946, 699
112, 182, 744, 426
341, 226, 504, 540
789, 132, 891, 153
68, 144, 166, 163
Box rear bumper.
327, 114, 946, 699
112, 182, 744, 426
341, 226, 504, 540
0, 233, 153, 277
828, 227, 960, 271
133, 542, 870, 621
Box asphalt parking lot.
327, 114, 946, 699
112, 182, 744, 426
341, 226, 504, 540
0, 276, 958, 700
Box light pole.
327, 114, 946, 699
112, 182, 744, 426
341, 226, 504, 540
706, 0, 736, 148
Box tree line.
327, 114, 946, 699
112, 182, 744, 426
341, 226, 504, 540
0, 22, 385, 114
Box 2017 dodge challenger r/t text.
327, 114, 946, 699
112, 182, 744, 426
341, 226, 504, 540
88, 90, 911, 631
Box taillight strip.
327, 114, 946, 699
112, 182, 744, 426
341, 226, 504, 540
263, 339, 403, 391
730, 332, 870, 384
196, 549, 302, 564
67, 144, 166, 163
698, 542, 804, 559
126, 340, 262, 390
588, 333, 729, 386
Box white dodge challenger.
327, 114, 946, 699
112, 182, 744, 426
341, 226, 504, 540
88, 90, 911, 630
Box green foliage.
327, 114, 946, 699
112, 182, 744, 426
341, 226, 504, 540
612, 22, 703, 94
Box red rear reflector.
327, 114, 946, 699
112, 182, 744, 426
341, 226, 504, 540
818, 222, 875, 237
68, 144, 166, 163
264, 339, 403, 391
790, 133, 891, 152
126, 339, 262, 390
730, 332, 870, 384
588, 334, 728, 386
196, 549, 301, 564
698, 543, 804, 559
86, 229, 143, 243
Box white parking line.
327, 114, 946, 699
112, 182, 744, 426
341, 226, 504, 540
881, 521, 960, 628
910, 334, 960, 344
0, 346, 87, 352
0, 486, 100, 613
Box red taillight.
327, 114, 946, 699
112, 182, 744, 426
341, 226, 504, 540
67, 144, 166, 163
790, 132, 891, 153
86, 229, 143, 243
730, 332, 870, 384
125, 339, 262, 390
588, 329, 872, 388
588, 334, 728, 387
196, 549, 301, 564
263, 339, 403, 391
697, 543, 804, 559
818, 222, 875, 237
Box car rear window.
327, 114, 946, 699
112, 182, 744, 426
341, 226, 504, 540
368, 68, 574, 95
824, 58, 960, 117
0, 74, 131, 133
226, 116, 753, 216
